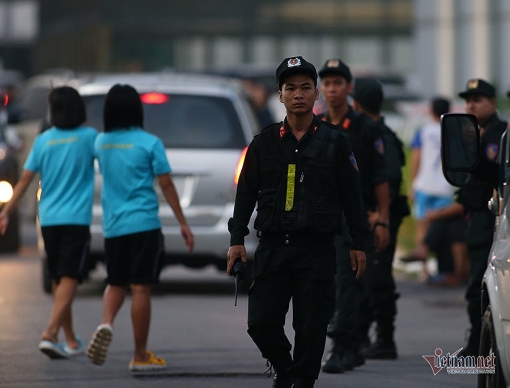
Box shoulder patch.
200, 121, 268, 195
486, 143, 499, 161
349, 152, 359, 172
375, 137, 385, 154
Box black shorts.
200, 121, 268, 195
41, 225, 91, 282
104, 229, 165, 285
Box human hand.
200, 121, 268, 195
373, 224, 389, 252
350, 250, 366, 279
227, 245, 247, 275
367, 211, 379, 230
0, 214, 9, 236
180, 224, 194, 253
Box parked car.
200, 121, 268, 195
39, 71, 260, 291
0, 89, 19, 252
441, 113, 507, 388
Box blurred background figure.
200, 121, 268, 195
409, 97, 452, 248
242, 78, 275, 129
454, 78, 507, 358
402, 97, 457, 279
350, 77, 409, 360
406, 203, 469, 287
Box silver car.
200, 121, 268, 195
441, 113, 508, 387
40, 72, 261, 289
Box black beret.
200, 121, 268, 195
458, 79, 496, 99
318, 59, 352, 82
276, 56, 317, 87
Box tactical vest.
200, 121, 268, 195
254, 123, 345, 234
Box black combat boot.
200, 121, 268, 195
292, 378, 315, 388
321, 341, 345, 373
342, 344, 365, 370
363, 321, 398, 360
272, 371, 293, 388
362, 339, 398, 359
457, 328, 480, 358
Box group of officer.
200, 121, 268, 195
227, 54, 509, 388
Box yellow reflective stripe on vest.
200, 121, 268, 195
285, 164, 296, 211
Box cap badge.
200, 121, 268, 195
327, 59, 340, 68
468, 79, 479, 89
287, 57, 301, 68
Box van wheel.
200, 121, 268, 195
478, 305, 506, 388
42, 257, 52, 294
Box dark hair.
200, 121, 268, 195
48, 86, 86, 129
432, 97, 450, 117
103, 84, 143, 132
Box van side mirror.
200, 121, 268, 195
440, 113, 480, 187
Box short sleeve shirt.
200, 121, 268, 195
94, 127, 171, 238
24, 126, 98, 226
412, 121, 453, 197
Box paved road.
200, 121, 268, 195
0, 222, 476, 387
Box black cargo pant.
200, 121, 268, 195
247, 232, 336, 380
326, 228, 363, 349
358, 217, 402, 343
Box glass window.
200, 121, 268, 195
83, 94, 246, 149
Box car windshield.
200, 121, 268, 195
82, 93, 246, 149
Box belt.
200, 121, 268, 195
258, 230, 333, 244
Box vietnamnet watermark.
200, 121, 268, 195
422, 348, 495, 375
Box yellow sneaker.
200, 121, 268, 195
129, 350, 167, 372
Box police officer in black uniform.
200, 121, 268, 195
318, 60, 391, 373
226, 56, 369, 388
456, 79, 507, 357
350, 78, 409, 359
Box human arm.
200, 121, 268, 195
409, 129, 422, 201
410, 148, 421, 183
424, 202, 464, 222
335, 133, 369, 257
365, 121, 390, 252
157, 173, 194, 253
227, 138, 260, 274
373, 181, 390, 252
0, 170, 35, 235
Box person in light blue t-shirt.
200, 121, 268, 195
0, 86, 98, 359
87, 84, 193, 372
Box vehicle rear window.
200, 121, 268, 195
82, 94, 246, 149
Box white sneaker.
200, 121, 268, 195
87, 324, 113, 366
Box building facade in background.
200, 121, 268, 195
33, 0, 413, 78
414, 0, 510, 98
0, 0, 38, 76
1, 0, 509, 100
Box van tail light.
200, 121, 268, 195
234, 147, 248, 185
140, 92, 169, 104
2, 94, 7, 107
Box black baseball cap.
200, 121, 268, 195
351, 77, 383, 112
318, 59, 352, 82
276, 56, 317, 87
458, 79, 496, 99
